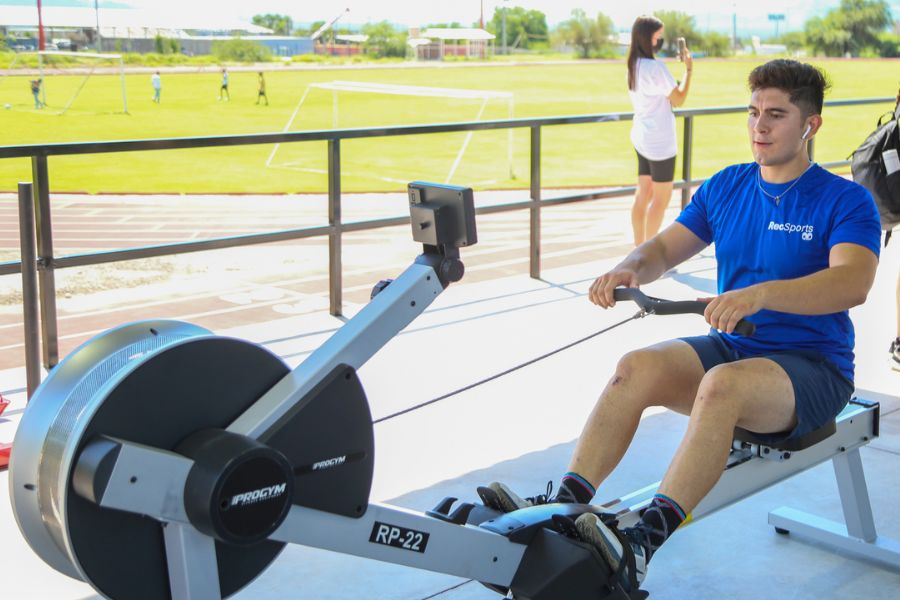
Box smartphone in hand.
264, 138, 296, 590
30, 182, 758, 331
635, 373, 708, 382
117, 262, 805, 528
677, 37, 686, 61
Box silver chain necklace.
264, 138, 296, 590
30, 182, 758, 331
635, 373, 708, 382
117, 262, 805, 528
757, 162, 815, 206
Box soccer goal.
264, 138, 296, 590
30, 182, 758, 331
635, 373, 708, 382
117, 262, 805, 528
0, 51, 128, 115
266, 80, 515, 184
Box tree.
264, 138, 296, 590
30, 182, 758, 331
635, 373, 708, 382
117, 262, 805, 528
876, 31, 900, 57
805, 14, 852, 56
486, 6, 548, 50
653, 11, 702, 56
804, 0, 892, 56
252, 13, 294, 36
776, 31, 807, 54
361, 21, 407, 58
153, 34, 180, 55
554, 9, 615, 59
838, 0, 892, 53
304, 21, 326, 37
212, 39, 272, 62
699, 31, 732, 57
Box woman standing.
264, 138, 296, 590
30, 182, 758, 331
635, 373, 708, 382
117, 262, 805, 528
626, 15, 693, 246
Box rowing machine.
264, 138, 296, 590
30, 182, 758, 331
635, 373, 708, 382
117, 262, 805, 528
8, 181, 899, 600
8, 182, 642, 600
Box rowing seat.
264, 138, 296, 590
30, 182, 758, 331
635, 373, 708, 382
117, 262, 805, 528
733, 419, 836, 452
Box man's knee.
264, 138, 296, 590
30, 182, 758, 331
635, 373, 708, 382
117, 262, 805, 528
613, 349, 653, 386
694, 364, 747, 414
608, 349, 673, 409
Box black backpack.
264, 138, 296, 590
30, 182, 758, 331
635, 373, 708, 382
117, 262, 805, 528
850, 99, 900, 246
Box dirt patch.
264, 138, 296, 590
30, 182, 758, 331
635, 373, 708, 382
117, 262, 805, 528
0, 255, 184, 307
0, 244, 325, 312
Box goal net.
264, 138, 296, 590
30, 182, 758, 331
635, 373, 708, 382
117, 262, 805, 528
266, 80, 515, 185
0, 51, 128, 115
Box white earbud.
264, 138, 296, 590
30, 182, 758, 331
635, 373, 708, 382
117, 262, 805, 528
801, 124, 812, 140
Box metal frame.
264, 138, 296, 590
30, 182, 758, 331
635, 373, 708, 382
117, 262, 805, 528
17, 183, 41, 396
228, 261, 444, 439
25, 248, 531, 598
768, 449, 900, 566
163, 523, 221, 600
1, 97, 893, 375
598, 398, 900, 568
89, 434, 526, 592
58, 270, 899, 599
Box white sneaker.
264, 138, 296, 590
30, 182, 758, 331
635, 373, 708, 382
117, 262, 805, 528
575, 513, 647, 590
891, 338, 900, 372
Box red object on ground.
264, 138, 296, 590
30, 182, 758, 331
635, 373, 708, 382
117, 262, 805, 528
1, 393, 10, 469
0, 443, 10, 470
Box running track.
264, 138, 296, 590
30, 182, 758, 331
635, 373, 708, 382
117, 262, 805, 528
0, 191, 645, 371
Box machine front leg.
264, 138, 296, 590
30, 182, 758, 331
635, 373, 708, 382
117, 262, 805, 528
164, 522, 222, 600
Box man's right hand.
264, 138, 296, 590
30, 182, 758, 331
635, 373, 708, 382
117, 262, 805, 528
588, 224, 708, 309
588, 269, 640, 309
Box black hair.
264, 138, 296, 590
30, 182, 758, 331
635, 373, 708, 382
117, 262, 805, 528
748, 59, 831, 115
627, 15, 664, 91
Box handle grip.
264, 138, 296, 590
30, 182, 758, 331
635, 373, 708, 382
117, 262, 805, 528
613, 288, 755, 337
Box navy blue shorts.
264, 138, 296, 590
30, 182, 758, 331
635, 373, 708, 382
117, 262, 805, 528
679, 331, 854, 444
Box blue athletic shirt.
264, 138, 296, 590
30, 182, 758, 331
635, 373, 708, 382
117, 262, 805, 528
675, 162, 881, 381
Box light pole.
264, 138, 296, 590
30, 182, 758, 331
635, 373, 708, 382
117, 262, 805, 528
478, 0, 485, 58
36, 0, 46, 51
767, 13, 785, 39
94, 0, 102, 50
732, 4, 737, 50
501, 0, 508, 55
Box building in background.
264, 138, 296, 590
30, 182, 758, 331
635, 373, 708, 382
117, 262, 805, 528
409, 28, 495, 61
315, 33, 367, 57
0, 5, 314, 56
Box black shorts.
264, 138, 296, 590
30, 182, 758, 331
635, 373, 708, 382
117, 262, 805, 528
636, 151, 676, 183
679, 330, 854, 444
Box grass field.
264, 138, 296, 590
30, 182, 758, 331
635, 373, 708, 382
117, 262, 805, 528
0, 58, 897, 194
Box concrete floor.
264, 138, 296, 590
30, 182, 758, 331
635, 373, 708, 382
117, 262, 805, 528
1, 203, 899, 599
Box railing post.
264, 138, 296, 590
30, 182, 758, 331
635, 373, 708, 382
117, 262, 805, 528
18, 183, 42, 398
529, 126, 541, 279
681, 115, 694, 209
808, 137, 815, 162
328, 139, 342, 316
31, 155, 59, 368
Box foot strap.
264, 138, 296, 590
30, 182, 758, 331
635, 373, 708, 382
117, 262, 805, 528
607, 524, 642, 593
476, 485, 504, 512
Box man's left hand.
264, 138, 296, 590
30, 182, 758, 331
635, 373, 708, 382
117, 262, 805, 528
698, 285, 766, 334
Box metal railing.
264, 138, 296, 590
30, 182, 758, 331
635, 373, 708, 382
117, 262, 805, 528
0, 96, 894, 391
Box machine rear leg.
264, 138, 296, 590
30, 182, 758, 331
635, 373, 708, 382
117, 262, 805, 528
768, 448, 900, 567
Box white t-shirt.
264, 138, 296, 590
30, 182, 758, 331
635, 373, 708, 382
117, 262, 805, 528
628, 58, 678, 161
151, 73, 161, 90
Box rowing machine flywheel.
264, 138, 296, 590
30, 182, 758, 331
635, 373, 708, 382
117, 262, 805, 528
10, 320, 291, 600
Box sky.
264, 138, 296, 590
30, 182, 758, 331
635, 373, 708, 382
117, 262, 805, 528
10, 0, 900, 35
